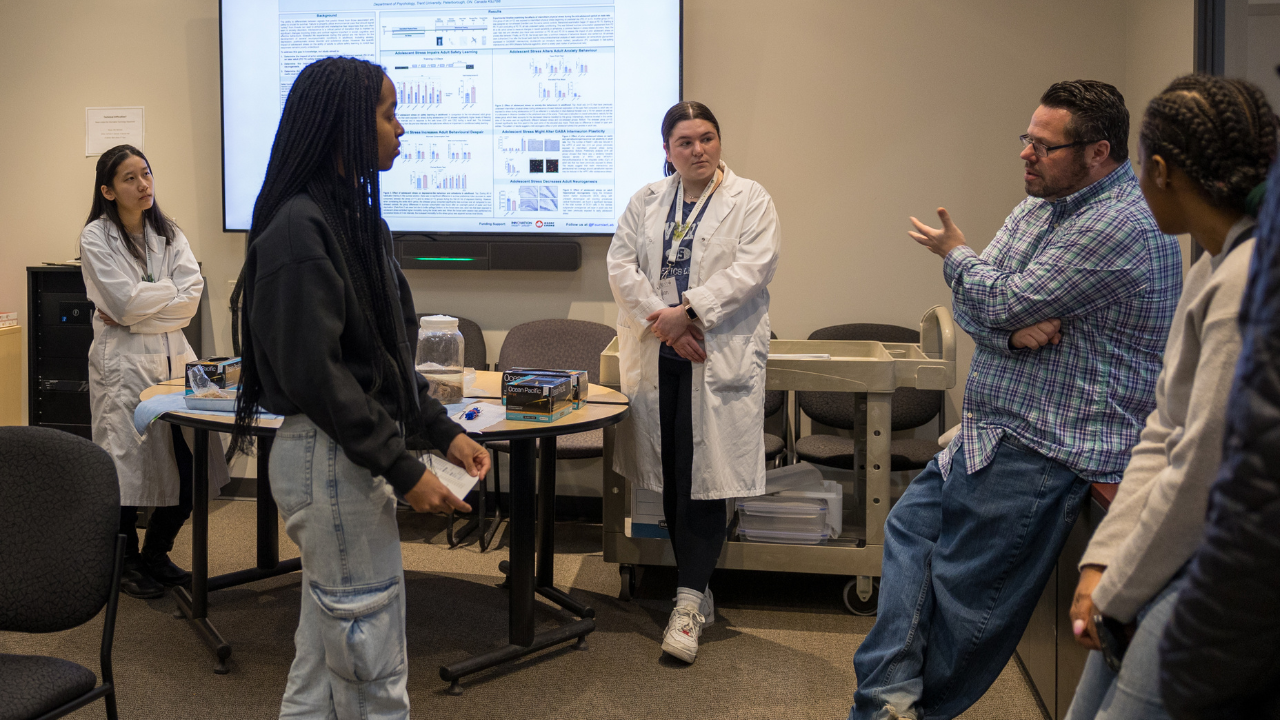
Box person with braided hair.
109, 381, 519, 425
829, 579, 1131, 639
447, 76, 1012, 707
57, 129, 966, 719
230, 57, 489, 718
1063, 74, 1277, 720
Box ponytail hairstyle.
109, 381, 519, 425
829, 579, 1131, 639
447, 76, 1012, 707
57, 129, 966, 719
229, 57, 414, 458
84, 144, 177, 261
1140, 74, 1279, 213
661, 101, 720, 176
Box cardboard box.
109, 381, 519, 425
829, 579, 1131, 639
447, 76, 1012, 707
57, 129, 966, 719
503, 367, 589, 408
184, 357, 242, 395
502, 373, 573, 422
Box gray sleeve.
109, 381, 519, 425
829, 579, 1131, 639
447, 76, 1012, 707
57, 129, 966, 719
1089, 257, 1250, 622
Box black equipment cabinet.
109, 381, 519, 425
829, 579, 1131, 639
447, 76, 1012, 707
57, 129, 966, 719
27, 266, 204, 438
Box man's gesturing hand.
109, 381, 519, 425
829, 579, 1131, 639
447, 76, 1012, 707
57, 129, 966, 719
1011, 319, 1063, 350
909, 208, 968, 258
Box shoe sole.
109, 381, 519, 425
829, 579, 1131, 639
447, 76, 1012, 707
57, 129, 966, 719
661, 638, 697, 664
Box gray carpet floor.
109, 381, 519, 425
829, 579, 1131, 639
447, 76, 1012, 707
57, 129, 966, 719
1, 500, 1046, 719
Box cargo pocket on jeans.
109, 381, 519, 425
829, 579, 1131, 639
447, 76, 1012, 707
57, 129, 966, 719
269, 428, 317, 517
309, 576, 406, 683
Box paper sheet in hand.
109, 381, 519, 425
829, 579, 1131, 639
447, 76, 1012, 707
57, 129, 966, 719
424, 455, 479, 500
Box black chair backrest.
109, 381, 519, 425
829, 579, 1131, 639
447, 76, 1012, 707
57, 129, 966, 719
418, 313, 487, 370
0, 427, 120, 633
497, 319, 617, 385
797, 323, 943, 431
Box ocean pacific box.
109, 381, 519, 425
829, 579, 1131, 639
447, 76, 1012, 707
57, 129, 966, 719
502, 373, 574, 422
184, 357, 242, 394
503, 367, 589, 409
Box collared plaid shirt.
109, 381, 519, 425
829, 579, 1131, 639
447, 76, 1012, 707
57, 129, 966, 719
939, 162, 1183, 483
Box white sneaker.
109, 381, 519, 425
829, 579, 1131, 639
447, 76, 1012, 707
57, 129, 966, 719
700, 588, 715, 627
661, 606, 705, 663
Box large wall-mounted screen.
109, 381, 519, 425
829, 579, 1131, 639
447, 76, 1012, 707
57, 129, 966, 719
221, 0, 681, 235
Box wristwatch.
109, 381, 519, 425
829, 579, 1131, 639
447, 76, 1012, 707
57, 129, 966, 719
682, 298, 699, 321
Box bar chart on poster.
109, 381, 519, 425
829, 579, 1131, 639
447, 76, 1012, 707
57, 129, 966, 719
221, 0, 681, 235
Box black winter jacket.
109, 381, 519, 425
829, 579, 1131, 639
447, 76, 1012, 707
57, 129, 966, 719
243, 194, 463, 496
1159, 174, 1280, 720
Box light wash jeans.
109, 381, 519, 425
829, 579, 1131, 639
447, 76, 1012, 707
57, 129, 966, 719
850, 440, 1091, 720
270, 415, 410, 720
1063, 573, 1189, 720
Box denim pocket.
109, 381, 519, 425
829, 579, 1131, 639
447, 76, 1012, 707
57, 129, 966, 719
309, 576, 406, 682
269, 429, 317, 517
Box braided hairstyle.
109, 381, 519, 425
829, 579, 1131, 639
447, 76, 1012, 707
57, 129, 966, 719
1140, 74, 1279, 213
229, 57, 414, 457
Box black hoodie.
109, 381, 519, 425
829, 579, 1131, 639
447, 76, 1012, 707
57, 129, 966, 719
242, 193, 463, 495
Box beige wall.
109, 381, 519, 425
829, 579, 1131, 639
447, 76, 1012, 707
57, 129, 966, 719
0, 0, 1192, 436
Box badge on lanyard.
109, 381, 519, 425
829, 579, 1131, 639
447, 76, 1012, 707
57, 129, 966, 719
658, 276, 679, 305
656, 168, 722, 305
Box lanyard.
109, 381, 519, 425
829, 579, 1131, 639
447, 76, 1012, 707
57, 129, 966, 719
666, 168, 722, 265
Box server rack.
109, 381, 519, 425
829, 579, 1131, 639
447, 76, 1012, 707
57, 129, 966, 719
27, 266, 204, 438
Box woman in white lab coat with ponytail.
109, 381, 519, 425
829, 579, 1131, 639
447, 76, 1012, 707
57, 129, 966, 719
607, 101, 781, 665
80, 144, 228, 599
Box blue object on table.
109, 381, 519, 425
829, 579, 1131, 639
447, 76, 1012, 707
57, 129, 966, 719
133, 392, 281, 435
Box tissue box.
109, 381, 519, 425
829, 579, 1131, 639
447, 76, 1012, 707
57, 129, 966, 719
503, 367, 588, 408
184, 358, 241, 395
502, 373, 573, 422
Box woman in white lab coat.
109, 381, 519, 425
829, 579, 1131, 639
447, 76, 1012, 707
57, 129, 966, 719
80, 144, 228, 599
607, 101, 781, 664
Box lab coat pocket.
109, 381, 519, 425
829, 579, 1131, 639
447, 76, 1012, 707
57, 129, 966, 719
269, 429, 317, 517
698, 236, 740, 281
704, 334, 760, 395
309, 576, 406, 682
110, 353, 171, 443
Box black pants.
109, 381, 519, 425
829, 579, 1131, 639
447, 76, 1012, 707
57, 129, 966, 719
119, 427, 194, 558
659, 355, 726, 593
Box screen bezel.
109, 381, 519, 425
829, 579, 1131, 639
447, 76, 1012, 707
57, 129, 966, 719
217, 0, 684, 237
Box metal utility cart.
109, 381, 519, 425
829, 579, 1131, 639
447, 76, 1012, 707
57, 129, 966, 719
600, 306, 956, 614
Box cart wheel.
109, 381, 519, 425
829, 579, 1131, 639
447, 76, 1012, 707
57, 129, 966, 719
843, 576, 880, 616
618, 564, 636, 602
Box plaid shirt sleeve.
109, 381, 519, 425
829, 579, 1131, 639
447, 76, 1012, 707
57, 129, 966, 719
943, 209, 1151, 331
952, 302, 1017, 357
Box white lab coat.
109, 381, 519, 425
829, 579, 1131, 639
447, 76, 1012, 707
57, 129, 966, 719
607, 163, 781, 500
80, 218, 229, 506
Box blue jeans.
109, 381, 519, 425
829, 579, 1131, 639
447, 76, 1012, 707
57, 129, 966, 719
851, 440, 1090, 720
271, 415, 411, 720
1064, 573, 1188, 720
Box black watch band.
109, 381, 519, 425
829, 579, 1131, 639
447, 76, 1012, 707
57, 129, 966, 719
684, 303, 698, 320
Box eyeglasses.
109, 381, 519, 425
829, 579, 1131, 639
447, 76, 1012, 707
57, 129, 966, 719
1019, 134, 1093, 159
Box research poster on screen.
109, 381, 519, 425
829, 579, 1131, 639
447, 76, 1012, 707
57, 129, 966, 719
222, 0, 679, 235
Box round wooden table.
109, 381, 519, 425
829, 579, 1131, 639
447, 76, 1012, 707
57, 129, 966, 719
140, 371, 628, 687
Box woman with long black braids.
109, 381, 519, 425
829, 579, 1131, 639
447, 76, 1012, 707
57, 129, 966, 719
230, 57, 489, 718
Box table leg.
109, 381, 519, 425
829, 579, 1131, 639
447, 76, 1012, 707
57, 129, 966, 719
534, 436, 592, 619
438, 434, 594, 694
536, 436, 556, 587
170, 428, 232, 674
509, 437, 537, 647
256, 436, 278, 570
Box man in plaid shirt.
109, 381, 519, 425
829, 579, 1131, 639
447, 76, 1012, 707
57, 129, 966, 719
850, 81, 1182, 720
